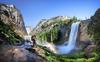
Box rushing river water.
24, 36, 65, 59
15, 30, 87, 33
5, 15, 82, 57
21, 35, 33, 48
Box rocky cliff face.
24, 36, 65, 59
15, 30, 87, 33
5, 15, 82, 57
77, 19, 94, 49
31, 16, 73, 44
32, 16, 93, 48
79, 20, 90, 41
0, 3, 27, 37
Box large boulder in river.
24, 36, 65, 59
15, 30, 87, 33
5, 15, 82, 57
0, 3, 27, 37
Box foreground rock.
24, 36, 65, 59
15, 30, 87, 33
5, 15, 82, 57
0, 46, 47, 62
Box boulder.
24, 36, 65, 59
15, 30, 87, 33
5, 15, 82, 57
0, 45, 47, 62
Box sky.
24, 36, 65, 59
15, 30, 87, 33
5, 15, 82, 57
0, 0, 100, 28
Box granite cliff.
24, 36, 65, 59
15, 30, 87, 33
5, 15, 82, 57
0, 3, 27, 37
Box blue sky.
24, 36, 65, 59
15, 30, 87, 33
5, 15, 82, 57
0, 0, 100, 28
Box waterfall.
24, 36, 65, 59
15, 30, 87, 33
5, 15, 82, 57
55, 22, 80, 54
39, 22, 80, 54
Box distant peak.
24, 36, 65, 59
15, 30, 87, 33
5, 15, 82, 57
51, 16, 71, 20
6, 4, 15, 8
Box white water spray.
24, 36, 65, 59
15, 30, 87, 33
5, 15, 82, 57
55, 22, 80, 54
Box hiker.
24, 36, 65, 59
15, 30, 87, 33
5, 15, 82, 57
31, 35, 36, 47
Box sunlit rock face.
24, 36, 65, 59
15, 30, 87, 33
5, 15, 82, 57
77, 20, 94, 49
0, 3, 27, 37
79, 20, 90, 42
31, 16, 72, 45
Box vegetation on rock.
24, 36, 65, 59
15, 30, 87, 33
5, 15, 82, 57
88, 8, 100, 52
88, 8, 100, 41
87, 8, 100, 62
36, 27, 59, 43
0, 3, 27, 37
37, 45, 98, 62
34, 16, 79, 44
0, 20, 23, 45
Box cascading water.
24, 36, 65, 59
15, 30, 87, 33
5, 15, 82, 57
55, 22, 80, 54
21, 35, 33, 48
37, 22, 80, 54
21, 27, 33, 48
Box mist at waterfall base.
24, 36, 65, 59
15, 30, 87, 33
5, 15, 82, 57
55, 22, 80, 54
36, 22, 80, 54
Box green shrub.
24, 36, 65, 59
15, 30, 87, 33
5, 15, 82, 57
76, 58, 86, 62
86, 58, 95, 62
36, 27, 60, 43
0, 20, 23, 45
